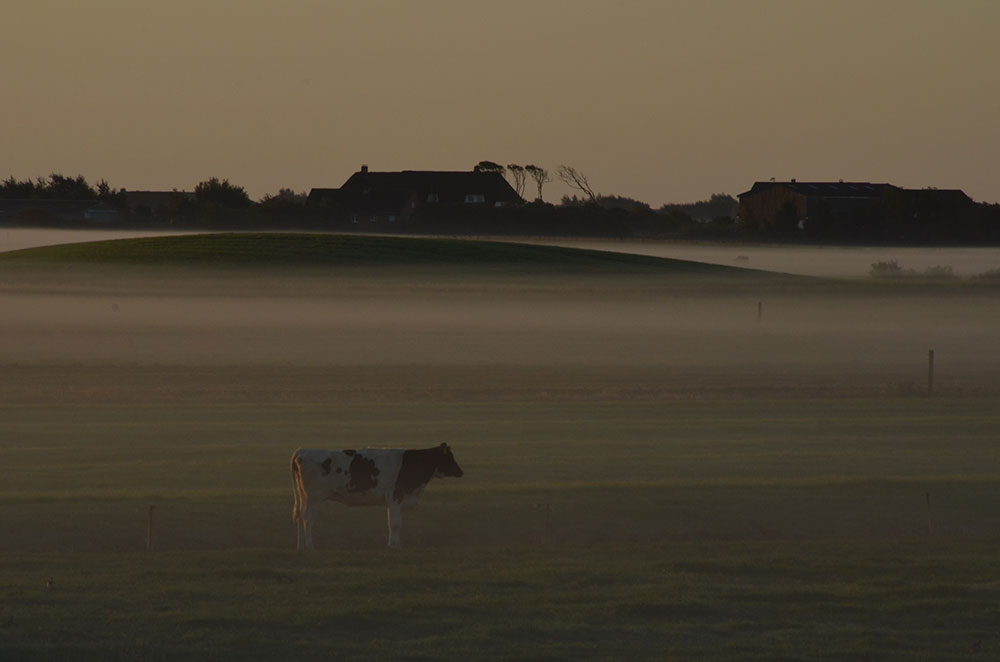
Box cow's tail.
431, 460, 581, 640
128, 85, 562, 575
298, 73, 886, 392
290, 450, 307, 524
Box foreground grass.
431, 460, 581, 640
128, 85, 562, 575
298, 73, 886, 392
1, 398, 998, 659
1, 398, 999, 553
2, 541, 997, 661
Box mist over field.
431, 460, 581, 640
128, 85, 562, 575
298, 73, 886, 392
0, 228, 192, 253
542, 238, 1000, 278
1, 267, 998, 391
2, 233, 999, 660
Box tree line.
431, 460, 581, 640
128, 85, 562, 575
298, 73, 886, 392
1, 174, 125, 204
1, 170, 741, 239
5, 169, 997, 243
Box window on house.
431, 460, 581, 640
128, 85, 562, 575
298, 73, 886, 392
464, 193, 485, 204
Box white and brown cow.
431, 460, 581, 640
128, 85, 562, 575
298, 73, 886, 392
290, 443, 463, 549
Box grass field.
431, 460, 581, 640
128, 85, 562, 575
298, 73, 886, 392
1, 234, 998, 660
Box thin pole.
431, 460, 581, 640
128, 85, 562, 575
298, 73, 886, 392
928, 350, 935, 396
926, 492, 932, 536
146, 505, 155, 552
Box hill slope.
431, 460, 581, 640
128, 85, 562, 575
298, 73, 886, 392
0, 232, 790, 279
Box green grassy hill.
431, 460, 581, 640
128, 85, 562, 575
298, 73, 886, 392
0, 232, 786, 278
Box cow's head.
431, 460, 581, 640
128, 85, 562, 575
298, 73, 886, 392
435, 443, 464, 478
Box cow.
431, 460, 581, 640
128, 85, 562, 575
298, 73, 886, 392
290, 443, 463, 549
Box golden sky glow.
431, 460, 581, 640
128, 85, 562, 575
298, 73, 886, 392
3, 0, 999, 204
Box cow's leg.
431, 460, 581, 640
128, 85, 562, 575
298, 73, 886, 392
296, 510, 310, 551
301, 503, 317, 550
386, 503, 402, 547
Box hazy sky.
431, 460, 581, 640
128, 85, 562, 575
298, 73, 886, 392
4, 0, 999, 205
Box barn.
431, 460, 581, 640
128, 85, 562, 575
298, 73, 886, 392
738, 180, 975, 238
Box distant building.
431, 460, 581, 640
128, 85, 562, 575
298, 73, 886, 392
738, 180, 975, 237
308, 165, 522, 226
83, 202, 121, 223
122, 190, 193, 219
0, 199, 120, 225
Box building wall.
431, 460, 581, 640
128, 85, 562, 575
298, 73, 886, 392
739, 182, 975, 238
738, 186, 808, 229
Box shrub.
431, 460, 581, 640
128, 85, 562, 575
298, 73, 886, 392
974, 268, 1000, 280
870, 261, 955, 279
870, 260, 903, 278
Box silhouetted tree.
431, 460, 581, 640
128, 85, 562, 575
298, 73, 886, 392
0, 176, 38, 198
259, 188, 307, 206
255, 188, 312, 227
525, 165, 550, 202
45, 174, 98, 199
556, 165, 596, 202
563, 194, 651, 213
194, 177, 252, 210
95, 179, 127, 207
473, 160, 505, 174
0, 174, 124, 201
660, 193, 737, 221
506, 164, 527, 199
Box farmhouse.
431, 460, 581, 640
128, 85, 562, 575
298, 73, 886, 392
308, 165, 522, 226
738, 180, 975, 238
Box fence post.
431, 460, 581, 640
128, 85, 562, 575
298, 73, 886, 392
926, 492, 933, 536
146, 505, 155, 552
928, 350, 935, 396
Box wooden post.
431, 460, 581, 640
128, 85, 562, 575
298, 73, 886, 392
146, 505, 155, 552
925, 492, 932, 536
927, 350, 935, 396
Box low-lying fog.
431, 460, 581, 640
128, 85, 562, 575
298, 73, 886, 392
1, 277, 998, 393
0, 228, 192, 253
2, 230, 998, 394
537, 239, 1000, 278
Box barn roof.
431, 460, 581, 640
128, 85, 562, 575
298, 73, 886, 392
339, 168, 521, 205
739, 181, 898, 198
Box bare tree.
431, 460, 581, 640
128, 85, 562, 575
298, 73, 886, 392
556, 165, 596, 202
506, 164, 527, 199
524, 165, 551, 202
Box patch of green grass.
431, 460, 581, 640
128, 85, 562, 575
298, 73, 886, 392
1, 541, 998, 661
0, 232, 790, 278
0, 398, 998, 555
